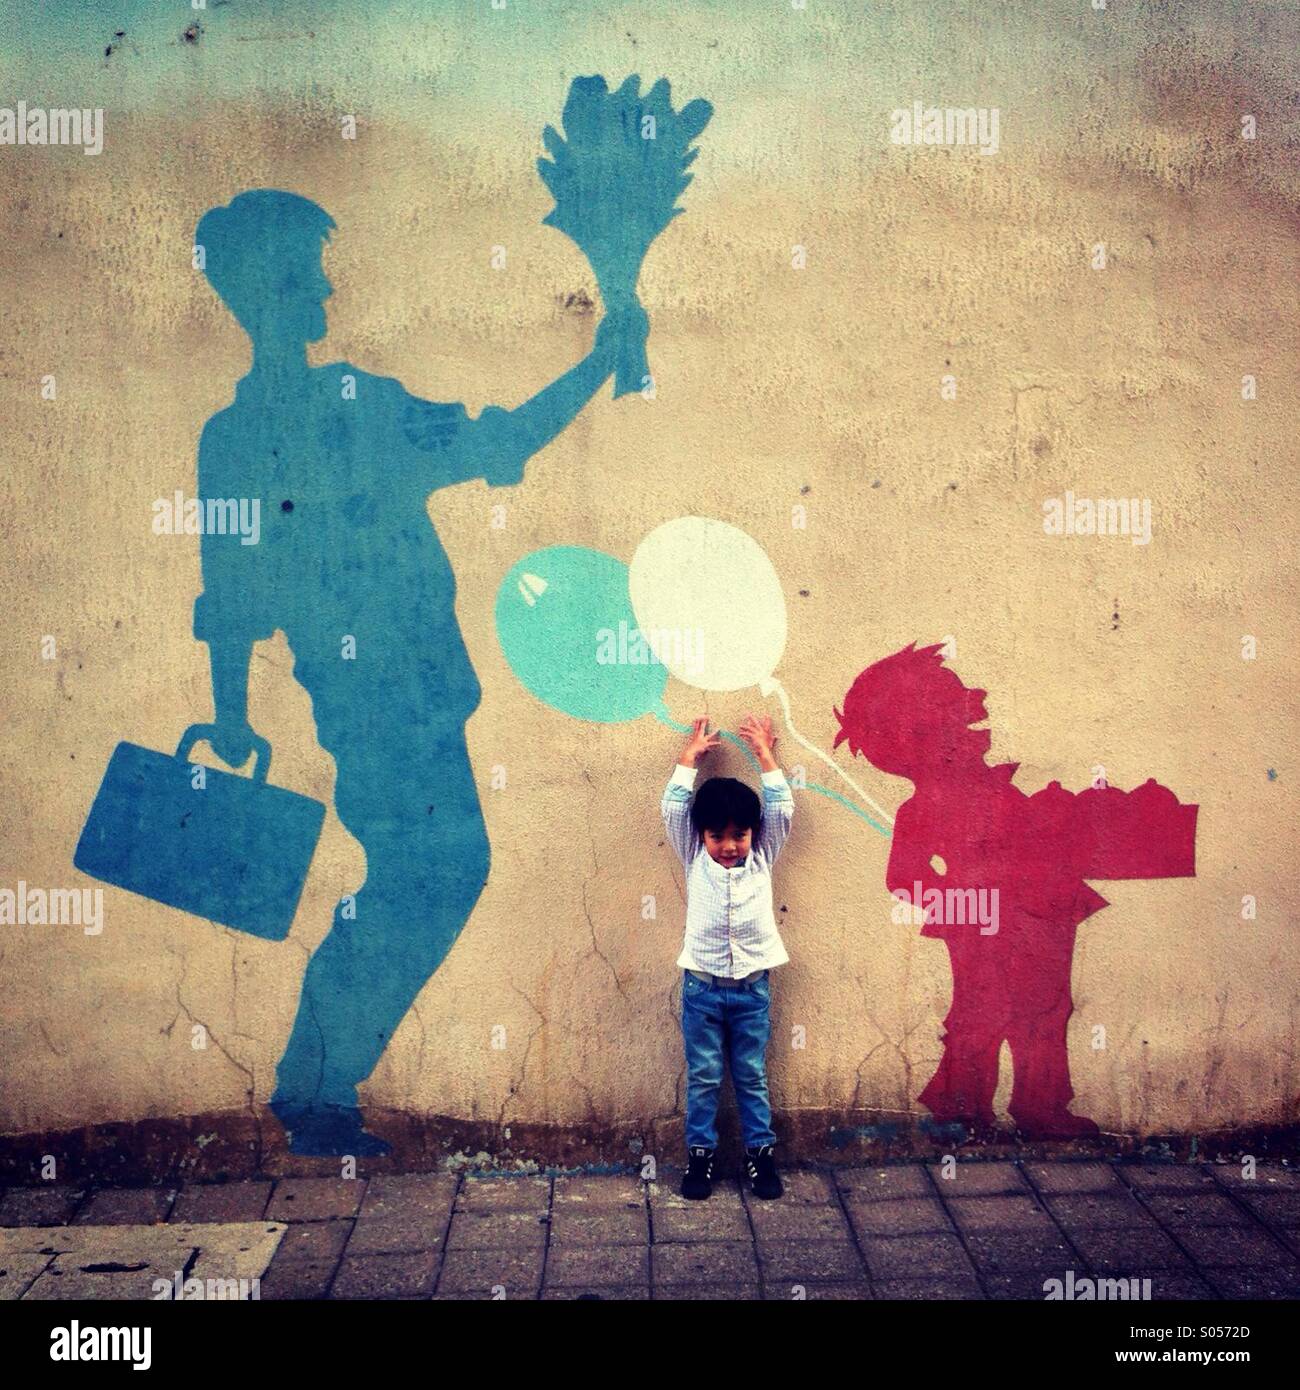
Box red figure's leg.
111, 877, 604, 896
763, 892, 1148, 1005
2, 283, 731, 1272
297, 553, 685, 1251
918, 939, 1004, 1126
1005, 930, 1099, 1138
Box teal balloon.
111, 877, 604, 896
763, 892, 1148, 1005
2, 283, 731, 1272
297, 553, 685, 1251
495, 546, 668, 723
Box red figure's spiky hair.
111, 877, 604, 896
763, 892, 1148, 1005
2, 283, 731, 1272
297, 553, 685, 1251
833, 643, 989, 773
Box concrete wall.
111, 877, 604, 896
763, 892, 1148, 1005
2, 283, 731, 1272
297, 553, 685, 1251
2, 0, 1297, 1161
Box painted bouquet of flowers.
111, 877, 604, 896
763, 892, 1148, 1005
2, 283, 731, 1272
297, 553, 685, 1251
538, 74, 712, 397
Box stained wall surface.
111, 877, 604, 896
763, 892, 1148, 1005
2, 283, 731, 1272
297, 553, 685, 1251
2, 0, 1297, 1149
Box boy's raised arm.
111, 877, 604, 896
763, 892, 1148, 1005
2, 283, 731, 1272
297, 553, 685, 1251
661, 717, 719, 866
756, 769, 794, 864
740, 713, 794, 864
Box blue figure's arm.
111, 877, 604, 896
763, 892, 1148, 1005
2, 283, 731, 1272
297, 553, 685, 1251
194, 414, 273, 769
409, 305, 647, 491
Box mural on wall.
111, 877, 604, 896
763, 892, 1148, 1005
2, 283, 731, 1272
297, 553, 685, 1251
834, 643, 1198, 1139
495, 517, 891, 832
74, 75, 713, 1156
2, 0, 1290, 1165
497, 524, 1200, 1140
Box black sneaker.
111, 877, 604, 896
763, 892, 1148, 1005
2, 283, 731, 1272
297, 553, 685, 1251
680, 1146, 715, 1200
745, 1144, 783, 1199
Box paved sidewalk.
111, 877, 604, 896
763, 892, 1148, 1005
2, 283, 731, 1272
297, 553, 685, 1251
1, 1160, 1298, 1300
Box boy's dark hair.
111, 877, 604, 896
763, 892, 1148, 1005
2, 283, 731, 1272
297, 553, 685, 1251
691, 777, 762, 836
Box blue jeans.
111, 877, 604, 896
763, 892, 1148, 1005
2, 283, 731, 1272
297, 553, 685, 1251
681, 970, 776, 1150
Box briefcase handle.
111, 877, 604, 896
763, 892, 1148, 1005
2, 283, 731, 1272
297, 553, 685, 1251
176, 723, 273, 785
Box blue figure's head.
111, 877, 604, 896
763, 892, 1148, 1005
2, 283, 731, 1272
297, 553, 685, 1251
196, 190, 336, 356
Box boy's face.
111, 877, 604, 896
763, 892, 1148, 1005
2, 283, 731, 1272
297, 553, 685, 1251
702, 821, 752, 868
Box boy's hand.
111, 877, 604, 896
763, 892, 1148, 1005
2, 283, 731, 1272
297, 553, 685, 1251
679, 717, 721, 768
738, 712, 780, 772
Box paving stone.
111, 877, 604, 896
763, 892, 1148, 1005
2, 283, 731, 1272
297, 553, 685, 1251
24, 1268, 167, 1300
927, 1161, 1029, 1196
359, 1173, 458, 1221
74, 1187, 176, 1225
1023, 1162, 1123, 1195
0, 1187, 85, 1227
835, 1166, 932, 1202
545, 1243, 649, 1287
1118, 1164, 1220, 1195
5, 1222, 282, 1301
765, 1280, 872, 1300
1201, 1264, 1300, 1299
945, 1196, 1055, 1233
859, 1232, 977, 1279
845, 1198, 950, 1237
552, 1174, 647, 1207
446, 1209, 548, 1250
985, 1270, 1062, 1300
259, 1218, 350, 1300
874, 1275, 984, 1300
348, 1174, 456, 1253
652, 1201, 751, 1243
654, 1283, 762, 1301
170, 1181, 272, 1224
1212, 1165, 1300, 1192
1227, 1191, 1300, 1229
329, 1250, 439, 1299
652, 1241, 759, 1287
1143, 1194, 1253, 1229
756, 1238, 866, 1283
541, 1284, 649, 1300
259, 1258, 339, 1300
963, 1229, 1078, 1273
266, 1178, 365, 1222
0, 1253, 57, 1302
1142, 1273, 1217, 1299
346, 1214, 449, 1256
548, 1204, 647, 1245
649, 1174, 745, 1209
455, 1176, 550, 1213
770, 1169, 837, 1205
274, 1219, 352, 1261
436, 1245, 543, 1297
1047, 1193, 1160, 1230
746, 1200, 848, 1241
1067, 1224, 1194, 1273
1172, 1224, 1291, 1267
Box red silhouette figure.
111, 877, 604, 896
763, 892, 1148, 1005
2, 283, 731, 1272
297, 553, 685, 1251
834, 643, 1197, 1139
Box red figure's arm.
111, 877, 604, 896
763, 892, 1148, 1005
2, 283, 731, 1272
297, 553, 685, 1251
885, 800, 946, 906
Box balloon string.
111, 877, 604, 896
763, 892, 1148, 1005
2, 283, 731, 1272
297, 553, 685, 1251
720, 729, 760, 772
804, 781, 892, 838
763, 676, 896, 826
653, 705, 693, 734
653, 702, 889, 836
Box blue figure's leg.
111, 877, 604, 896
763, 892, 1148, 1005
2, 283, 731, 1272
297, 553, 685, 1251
272, 724, 489, 1149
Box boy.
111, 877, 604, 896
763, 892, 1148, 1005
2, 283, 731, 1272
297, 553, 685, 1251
834, 642, 1196, 1139
661, 714, 795, 1199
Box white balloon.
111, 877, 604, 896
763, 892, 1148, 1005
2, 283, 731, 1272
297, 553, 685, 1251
629, 516, 787, 691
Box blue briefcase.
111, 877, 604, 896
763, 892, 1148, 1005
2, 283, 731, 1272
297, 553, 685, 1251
73, 724, 326, 941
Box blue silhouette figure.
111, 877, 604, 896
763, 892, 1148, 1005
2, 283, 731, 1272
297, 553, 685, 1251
193, 189, 649, 1156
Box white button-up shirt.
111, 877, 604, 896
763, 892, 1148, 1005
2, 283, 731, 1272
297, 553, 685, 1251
661, 765, 795, 977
